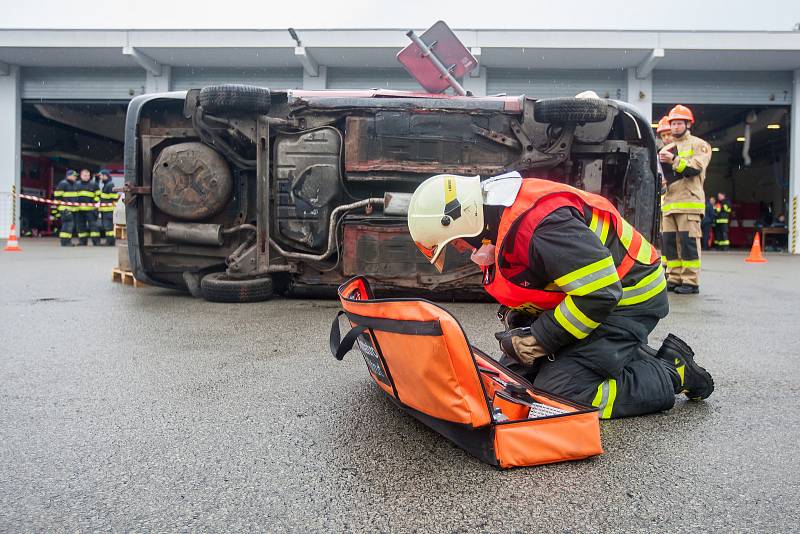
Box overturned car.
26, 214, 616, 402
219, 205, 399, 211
124, 85, 660, 302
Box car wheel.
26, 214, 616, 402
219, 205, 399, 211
533, 97, 608, 123
199, 272, 274, 303
198, 84, 272, 115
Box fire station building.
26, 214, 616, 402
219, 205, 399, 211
1, 15, 800, 252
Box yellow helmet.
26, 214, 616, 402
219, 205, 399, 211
407, 174, 484, 272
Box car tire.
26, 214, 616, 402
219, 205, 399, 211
199, 272, 274, 303
533, 97, 608, 123
198, 84, 272, 115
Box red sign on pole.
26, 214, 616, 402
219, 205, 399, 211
397, 20, 478, 95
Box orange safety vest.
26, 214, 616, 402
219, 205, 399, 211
483, 178, 660, 311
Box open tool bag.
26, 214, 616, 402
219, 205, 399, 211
329, 276, 603, 468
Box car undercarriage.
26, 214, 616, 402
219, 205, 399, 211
124, 85, 660, 302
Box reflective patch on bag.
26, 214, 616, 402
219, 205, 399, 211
356, 333, 391, 387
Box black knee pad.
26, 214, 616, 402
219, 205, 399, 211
662, 232, 678, 259
679, 232, 699, 260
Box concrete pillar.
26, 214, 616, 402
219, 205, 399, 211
302, 65, 327, 90
463, 66, 487, 97
145, 65, 171, 94
789, 69, 800, 255
626, 69, 653, 124
0, 66, 21, 239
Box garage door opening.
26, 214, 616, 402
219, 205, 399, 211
20, 102, 126, 237
653, 104, 790, 251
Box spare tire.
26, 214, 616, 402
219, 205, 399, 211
198, 84, 271, 115
200, 272, 273, 303
534, 97, 608, 124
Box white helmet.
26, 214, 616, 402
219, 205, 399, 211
407, 174, 484, 272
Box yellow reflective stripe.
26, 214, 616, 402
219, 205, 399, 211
620, 219, 634, 248
589, 210, 610, 244
553, 296, 600, 339
53, 191, 64, 197
62, 192, 79, 198
58, 232, 73, 238
674, 158, 688, 173
592, 379, 618, 419
682, 259, 701, 268
554, 255, 616, 287
444, 176, 457, 205
676, 361, 686, 386
618, 271, 667, 306
570, 272, 619, 297
565, 296, 599, 330
661, 202, 705, 212
602, 380, 617, 419
554, 304, 586, 339
677, 149, 694, 157
636, 239, 654, 264
666, 260, 683, 268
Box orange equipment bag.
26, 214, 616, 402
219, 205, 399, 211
329, 276, 603, 468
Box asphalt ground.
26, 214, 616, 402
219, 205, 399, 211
1, 239, 799, 532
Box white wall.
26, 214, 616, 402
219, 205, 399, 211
1, 0, 797, 31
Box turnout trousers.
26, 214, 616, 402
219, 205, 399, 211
75, 211, 101, 246
100, 212, 115, 246
511, 291, 677, 419
58, 211, 75, 246
713, 223, 729, 250
662, 212, 701, 287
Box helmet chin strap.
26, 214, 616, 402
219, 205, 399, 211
674, 128, 689, 139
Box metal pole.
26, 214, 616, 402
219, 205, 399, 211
406, 30, 467, 96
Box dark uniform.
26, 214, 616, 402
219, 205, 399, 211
497, 206, 678, 419
53, 175, 80, 246
75, 178, 101, 246
98, 173, 119, 246
713, 199, 732, 250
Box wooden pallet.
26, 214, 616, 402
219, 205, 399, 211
112, 267, 147, 288
114, 224, 127, 240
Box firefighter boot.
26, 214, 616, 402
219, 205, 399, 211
656, 334, 714, 400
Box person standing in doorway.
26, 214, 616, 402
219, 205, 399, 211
713, 192, 732, 250
97, 169, 119, 246
702, 195, 715, 251
75, 169, 102, 246
659, 105, 712, 295
53, 169, 80, 246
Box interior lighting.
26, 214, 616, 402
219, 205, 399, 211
767, 124, 781, 129
651, 123, 659, 128
711, 147, 720, 152
736, 137, 746, 142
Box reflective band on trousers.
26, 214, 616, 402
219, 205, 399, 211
666, 259, 701, 269
662, 202, 705, 212
554, 256, 619, 297
618, 268, 667, 306
553, 296, 599, 339
715, 218, 729, 224
592, 379, 617, 419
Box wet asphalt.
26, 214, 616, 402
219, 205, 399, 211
1, 239, 799, 532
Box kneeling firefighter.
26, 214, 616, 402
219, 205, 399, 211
408, 173, 714, 419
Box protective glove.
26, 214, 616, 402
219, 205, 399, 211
497, 306, 537, 330
494, 327, 550, 367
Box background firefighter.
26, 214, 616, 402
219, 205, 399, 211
408, 173, 714, 419
97, 169, 119, 246
74, 169, 102, 246
659, 105, 713, 295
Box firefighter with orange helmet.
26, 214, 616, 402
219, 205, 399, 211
658, 105, 712, 295
656, 116, 672, 147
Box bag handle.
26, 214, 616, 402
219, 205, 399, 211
330, 310, 368, 361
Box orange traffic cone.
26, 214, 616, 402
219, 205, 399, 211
745, 232, 766, 263
3, 224, 22, 252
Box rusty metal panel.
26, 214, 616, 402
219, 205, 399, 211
344, 112, 516, 177
342, 223, 480, 289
